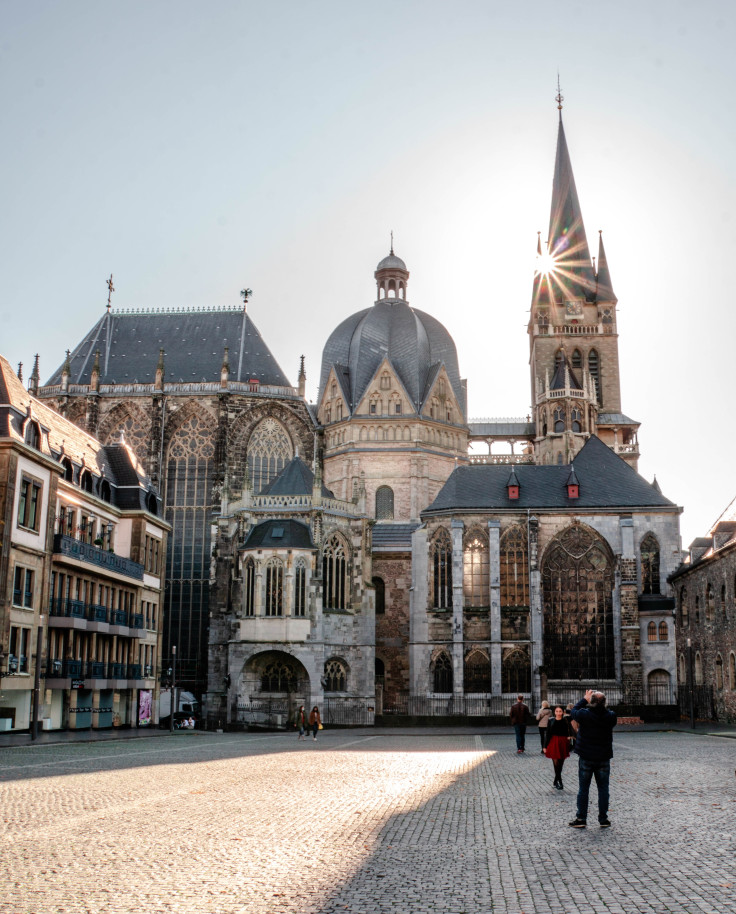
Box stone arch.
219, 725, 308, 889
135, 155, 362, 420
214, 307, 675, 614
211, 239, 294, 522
64, 399, 88, 431
639, 532, 660, 595
464, 647, 491, 693
541, 523, 615, 680
98, 401, 152, 468
430, 649, 453, 693
463, 526, 489, 609
242, 649, 311, 696
502, 647, 531, 693
322, 530, 351, 610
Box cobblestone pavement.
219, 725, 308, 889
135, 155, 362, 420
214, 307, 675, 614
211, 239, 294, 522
0, 730, 734, 914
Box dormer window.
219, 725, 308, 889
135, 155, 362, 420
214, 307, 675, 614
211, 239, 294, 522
24, 420, 41, 450
508, 485, 519, 500
506, 468, 520, 500
566, 467, 579, 499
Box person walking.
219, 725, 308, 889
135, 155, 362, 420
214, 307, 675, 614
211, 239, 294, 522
568, 689, 617, 829
535, 700, 552, 754
308, 705, 321, 741
295, 705, 308, 740
544, 705, 574, 789
509, 694, 530, 754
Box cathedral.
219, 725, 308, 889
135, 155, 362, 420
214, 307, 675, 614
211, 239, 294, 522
37, 104, 682, 724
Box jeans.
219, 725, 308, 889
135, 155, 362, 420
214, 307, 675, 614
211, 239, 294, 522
513, 724, 526, 750
576, 758, 610, 822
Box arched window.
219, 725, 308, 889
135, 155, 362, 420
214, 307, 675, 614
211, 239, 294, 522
647, 669, 671, 705
246, 418, 293, 494
694, 652, 703, 685
61, 457, 74, 482
502, 648, 531, 694
500, 525, 528, 607
463, 531, 489, 609
680, 587, 688, 626
571, 407, 582, 433
432, 651, 453, 693
243, 558, 256, 616
261, 658, 298, 693
588, 349, 601, 405
658, 620, 668, 641
294, 560, 307, 617
24, 420, 41, 450
640, 534, 660, 595
265, 559, 284, 617
542, 525, 615, 679
431, 528, 453, 610
715, 654, 724, 691
79, 470, 94, 493
464, 649, 491, 693
706, 584, 715, 622
571, 349, 582, 370
372, 576, 385, 615
541, 409, 548, 437
324, 658, 347, 691
679, 653, 686, 684
100, 480, 111, 503
323, 535, 348, 610
730, 653, 736, 690
647, 621, 657, 642
553, 407, 564, 433
375, 486, 394, 520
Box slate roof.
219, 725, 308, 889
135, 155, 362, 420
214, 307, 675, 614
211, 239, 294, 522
423, 435, 678, 515
372, 523, 420, 551
0, 355, 161, 514
597, 413, 639, 426
468, 421, 536, 437
261, 456, 335, 499
242, 519, 314, 550
45, 308, 292, 388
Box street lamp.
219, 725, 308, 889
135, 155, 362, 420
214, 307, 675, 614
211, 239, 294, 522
687, 637, 695, 730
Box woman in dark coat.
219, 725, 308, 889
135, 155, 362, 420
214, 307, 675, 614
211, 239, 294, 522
308, 706, 321, 741
544, 705, 574, 789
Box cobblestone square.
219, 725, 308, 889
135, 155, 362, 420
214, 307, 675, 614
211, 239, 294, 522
0, 729, 734, 913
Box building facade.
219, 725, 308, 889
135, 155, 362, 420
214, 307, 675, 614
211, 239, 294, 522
0, 356, 167, 731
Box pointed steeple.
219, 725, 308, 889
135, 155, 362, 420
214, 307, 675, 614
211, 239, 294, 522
546, 115, 596, 303
298, 354, 306, 398
595, 231, 617, 303
29, 354, 40, 396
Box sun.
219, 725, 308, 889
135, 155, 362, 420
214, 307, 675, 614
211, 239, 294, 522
537, 247, 557, 275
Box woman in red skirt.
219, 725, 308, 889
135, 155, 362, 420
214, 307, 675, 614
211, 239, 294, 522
545, 705, 575, 789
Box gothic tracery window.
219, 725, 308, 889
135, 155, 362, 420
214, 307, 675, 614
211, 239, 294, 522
464, 649, 491, 693
324, 658, 348, 691
463, 531, 489, 609
432, 651, 453, 693
261, 658, 298, 693
640, 534, 660, 595
553, 407, 565, 433
500, 525, 528, 607
431, 528, 453, 610
588, 349, 601, 405
502, 647, 531, 693
243, 557, 256, 616
246, 418, 293, 494
294, 560, 307, 617
542, 525, 615, 680
323, 535, 348, 610
265, 558, 284, 617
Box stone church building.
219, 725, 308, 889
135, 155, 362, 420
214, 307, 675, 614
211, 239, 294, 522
37, 105, 682, 723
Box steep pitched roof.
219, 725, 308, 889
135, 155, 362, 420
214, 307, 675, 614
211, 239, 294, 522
423, 435, 678, 515
45, 308, 292, 388
261, 455, 335, 499
595, 232, 617, 303
242, 519, 314, 550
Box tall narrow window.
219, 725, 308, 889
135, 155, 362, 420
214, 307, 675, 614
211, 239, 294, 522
265, 559, 283, 617
432, 651, 453, 692
640, 534, 660, 595
323, 535, 348, 610
431, 528, 453, 610
464, 649, 491, 693
730, 653, 736, 690
658, 620, 668, 641
694, 652, 703, 685
9, 625, 30, 674
680, 587, 688, 626
647, 621, 657, 642
463, 531, 489, 609
716, 655, 724, 690
24, 421, 41, 450
246, 418, 293, 494
375, 486, 394, 520
706, 584, 715, 622
571, 349, 582, 371
553, 407, 565, 433
372, 576, 385, 615
588, 349, 601, 405
500, 525, 529, 607
324, 658, 347, 691
721, 585, 727, 620
570, 407, 582, 433
17, 476, 42, 531
294, 561, 307, 617
243, 558, 256, 616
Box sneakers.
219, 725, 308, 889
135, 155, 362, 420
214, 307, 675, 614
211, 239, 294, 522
568, 818, 587, 828
599, 818, 611, 828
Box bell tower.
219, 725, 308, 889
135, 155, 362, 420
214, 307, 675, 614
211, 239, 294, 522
529, 91, 640, 468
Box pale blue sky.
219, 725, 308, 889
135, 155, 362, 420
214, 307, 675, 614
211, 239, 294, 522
1, 1, 734, 546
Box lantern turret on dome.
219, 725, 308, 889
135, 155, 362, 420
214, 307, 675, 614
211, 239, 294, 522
375, 246, 409, 301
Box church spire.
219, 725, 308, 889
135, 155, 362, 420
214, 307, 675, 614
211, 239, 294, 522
595, 231, 617, 303
546, 107, 596, 304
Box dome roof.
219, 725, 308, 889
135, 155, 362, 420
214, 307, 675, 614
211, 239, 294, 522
376, 252, 408, 273
319, 299, 465, 419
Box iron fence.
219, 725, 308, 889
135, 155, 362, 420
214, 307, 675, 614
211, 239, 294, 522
381, 693, 532, 718
678, 684, 716, 721
322, 698, 375, 726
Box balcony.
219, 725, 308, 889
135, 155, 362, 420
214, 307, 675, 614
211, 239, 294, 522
48, 598, 145, 630
52, 534, 144, 581
46, 659, 148, 681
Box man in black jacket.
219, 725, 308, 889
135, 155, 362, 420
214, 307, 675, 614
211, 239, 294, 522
568, 689, 617, 829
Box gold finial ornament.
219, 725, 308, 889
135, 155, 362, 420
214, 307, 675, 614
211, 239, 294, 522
556, 74, 563, 112
106, 274, 115, 311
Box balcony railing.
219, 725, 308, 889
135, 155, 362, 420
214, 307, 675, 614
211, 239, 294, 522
46, 659, 149, 680
52, 534, 144, 580
48, 597, 145, 629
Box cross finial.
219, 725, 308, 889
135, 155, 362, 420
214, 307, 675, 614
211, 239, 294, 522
106, 274, 115, 311
390, 230, 394, 255
555, 74, 564, 114
240, 288, 252, 311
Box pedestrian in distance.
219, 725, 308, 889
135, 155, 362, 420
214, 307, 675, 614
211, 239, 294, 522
295, 704, 308, 740
509, 694, 530, 753
536, 700, 552, 753
568, 689, 617, 829
544, 705, 574, 789
308, 705, 321, 741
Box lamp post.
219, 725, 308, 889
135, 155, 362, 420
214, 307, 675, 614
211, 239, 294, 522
169, 645, 177, 733
687, 637, 695, 730
30, 616, 44, 741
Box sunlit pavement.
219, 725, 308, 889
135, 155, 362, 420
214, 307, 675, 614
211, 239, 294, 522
0, 729, 734, 913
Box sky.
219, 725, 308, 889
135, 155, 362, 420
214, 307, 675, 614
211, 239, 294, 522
1, 0, 734, 548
